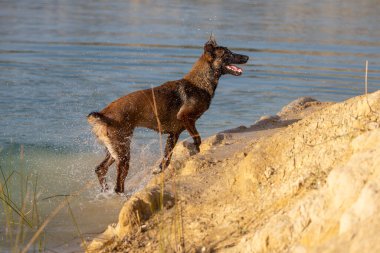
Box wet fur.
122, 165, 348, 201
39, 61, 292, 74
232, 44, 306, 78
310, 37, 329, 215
88, 38, 248, 193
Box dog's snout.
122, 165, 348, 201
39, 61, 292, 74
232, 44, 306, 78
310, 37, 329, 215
233, 53, 249, 64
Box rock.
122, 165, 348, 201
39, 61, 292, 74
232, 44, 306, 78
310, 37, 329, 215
201, 133, 233, 152
173, 140, 198, 158
264, 166, 275, 179
277, 96, 318, 116
256, 115, 280, 124
140, 224, 148, 232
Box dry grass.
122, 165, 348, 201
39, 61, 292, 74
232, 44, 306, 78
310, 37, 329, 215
150, 86, 186, 253
365, 60, 368, 94
0, 145, 44, 252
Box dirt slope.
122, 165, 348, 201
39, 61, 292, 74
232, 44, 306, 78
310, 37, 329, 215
87, 91, 380, 253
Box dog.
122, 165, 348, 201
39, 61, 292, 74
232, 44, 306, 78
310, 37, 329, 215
88, 37, 249, 193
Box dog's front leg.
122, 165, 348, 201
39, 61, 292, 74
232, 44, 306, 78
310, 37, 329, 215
177, 106, 202, 153
183, 120, 201, 153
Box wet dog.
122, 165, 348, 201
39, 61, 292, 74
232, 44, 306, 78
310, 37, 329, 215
88, 37, 249, 193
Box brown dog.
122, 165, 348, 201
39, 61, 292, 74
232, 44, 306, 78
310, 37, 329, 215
88, 37, 249, 193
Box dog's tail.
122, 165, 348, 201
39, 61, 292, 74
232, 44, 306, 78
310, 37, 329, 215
87, 112, 117, 156
87, 112, 115, 143
87, 111, 114, 126
88, 111, 104, 124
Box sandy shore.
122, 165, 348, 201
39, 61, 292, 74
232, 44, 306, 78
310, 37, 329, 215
86, 91, 380, 253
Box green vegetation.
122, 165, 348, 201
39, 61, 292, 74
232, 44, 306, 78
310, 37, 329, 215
0, 145, 45, 252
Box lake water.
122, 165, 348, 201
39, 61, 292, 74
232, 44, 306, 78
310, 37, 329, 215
1, 0, 380, 251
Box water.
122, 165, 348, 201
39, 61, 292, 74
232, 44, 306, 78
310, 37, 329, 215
1, 0, 380, 251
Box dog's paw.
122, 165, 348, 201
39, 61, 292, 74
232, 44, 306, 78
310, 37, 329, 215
152, 167, 163, 175
195, 145, 200, 154
114, 186, 124, 194
100, 184, 109, 193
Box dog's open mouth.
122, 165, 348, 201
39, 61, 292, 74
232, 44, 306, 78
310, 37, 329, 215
225, 65, 243, 76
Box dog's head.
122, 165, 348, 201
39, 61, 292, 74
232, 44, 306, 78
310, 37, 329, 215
204, 37, 249, 76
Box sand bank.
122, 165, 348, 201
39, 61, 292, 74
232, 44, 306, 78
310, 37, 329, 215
87, 91, 380, 253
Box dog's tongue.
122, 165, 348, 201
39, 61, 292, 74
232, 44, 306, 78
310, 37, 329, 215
227, 65, 243, 73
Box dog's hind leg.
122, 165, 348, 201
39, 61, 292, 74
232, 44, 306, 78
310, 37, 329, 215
95, 151, 115, 191
158, 132, 180, 172
114, 134, 132, 194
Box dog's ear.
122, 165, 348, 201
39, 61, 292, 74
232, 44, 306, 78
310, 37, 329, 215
204, 34, 217, 55
204, 42, 215, 55
208, 33, 217, 46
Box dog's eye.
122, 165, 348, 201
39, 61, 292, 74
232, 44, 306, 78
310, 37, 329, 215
224, 53, 231, 60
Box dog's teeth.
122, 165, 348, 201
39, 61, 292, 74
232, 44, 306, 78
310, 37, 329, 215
227, 65, 242, 73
